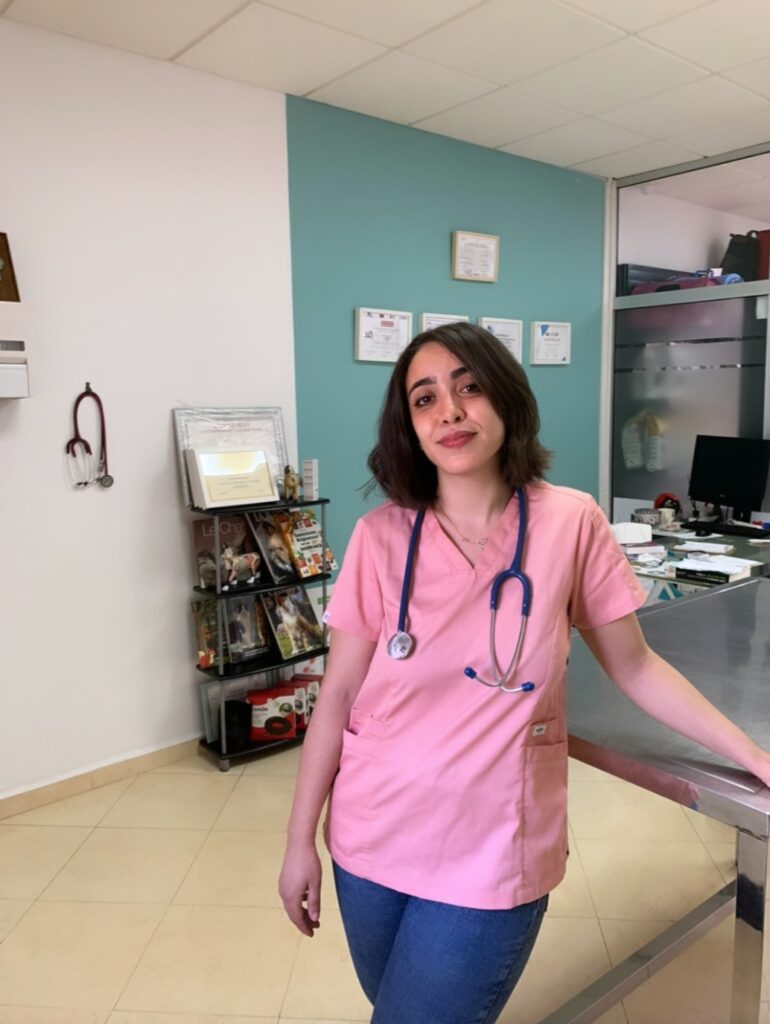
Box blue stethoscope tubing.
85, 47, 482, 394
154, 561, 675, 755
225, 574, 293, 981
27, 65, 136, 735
388, 486, 536, 694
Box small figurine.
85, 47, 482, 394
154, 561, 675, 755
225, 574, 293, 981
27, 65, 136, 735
283, 464, 301, 503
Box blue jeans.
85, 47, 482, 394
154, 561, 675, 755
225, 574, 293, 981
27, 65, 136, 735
333, 862, 548, 1024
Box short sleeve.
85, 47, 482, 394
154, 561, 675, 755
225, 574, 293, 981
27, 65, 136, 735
569, 503, 648, 631
324, 518, 384, 642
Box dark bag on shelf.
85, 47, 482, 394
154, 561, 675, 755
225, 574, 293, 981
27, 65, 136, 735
720, 230, 760, 280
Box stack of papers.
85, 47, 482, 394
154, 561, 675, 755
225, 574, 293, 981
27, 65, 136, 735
671, 541, 735, 555
674, 555, 760, 584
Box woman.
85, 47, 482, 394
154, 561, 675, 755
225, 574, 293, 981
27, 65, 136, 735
279, 323, 770, 1023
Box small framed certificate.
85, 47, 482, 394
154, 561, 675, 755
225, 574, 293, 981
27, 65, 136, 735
355, 308, 413, 363
452, 231, 499, 283
530, 322, 571, 365
479, 317, 523, 362
185, 448, 279, 509
420, 312, 469, 332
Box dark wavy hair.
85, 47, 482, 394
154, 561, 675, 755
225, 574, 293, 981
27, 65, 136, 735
367, 322, 550, 508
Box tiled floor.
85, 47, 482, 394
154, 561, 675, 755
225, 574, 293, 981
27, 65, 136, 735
0, 749, 767, 1024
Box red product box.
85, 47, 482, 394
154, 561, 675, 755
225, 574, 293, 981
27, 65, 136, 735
247, 686, 296, 741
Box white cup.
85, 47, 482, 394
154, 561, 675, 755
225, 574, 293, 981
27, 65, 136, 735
658, 507, 675, 527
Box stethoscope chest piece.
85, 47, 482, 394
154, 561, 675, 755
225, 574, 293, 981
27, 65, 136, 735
387, 630, 414, 660
100, 474, 114, 488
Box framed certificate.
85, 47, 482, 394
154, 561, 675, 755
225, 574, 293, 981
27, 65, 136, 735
452, 231, 499, 283
420, 313, 469, 332
479, 317, 523, 362
355, 308, 412, 363
530, 322, 572, 365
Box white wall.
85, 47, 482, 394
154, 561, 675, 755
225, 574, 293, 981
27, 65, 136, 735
0, 21, 296, 796
618, 188, 770, 272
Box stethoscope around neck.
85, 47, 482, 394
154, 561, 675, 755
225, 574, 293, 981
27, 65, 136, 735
386, 486, 536, 694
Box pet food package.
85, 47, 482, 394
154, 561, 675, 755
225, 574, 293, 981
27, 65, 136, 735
293, 672, 322, 722
291, 682, 307, 730
247, 686, 296, 741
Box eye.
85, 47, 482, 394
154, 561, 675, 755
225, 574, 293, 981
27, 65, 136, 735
413, 392, 433, 408
460, 380, 481, 395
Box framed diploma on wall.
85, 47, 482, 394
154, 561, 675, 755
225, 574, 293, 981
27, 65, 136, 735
451, 231, 499, 283
355, 308, 412, 362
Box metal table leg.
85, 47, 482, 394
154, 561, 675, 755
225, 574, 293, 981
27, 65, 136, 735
731, 829, 767, 1024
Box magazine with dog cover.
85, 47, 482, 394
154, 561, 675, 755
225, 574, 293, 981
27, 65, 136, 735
191, 599, 223, 669
246, 512, 297, 585
224, 594, 273, 663
192, 514, 263, 591
260, 586, 324, 661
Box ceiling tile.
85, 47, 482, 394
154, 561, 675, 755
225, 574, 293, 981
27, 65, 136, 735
308, 52, 496, 125
403, 0, 622, 87
599, 76, 770, 139
727, 199, 770, 220
177, 3, 385, 94
4, 0, 246, 58
557, 0, 713, 33
739, 152, 770, 177
647, 161, 763, 198
724, 56, 770, 100
572, 141, 702, 177
413, 88, 580, 149
676, 177, 770, 210
640, 0, 770, 73
668, 109, 770, 155
258, 0, 481, 47
514, 37, 706, 116
500, 119, 649, 165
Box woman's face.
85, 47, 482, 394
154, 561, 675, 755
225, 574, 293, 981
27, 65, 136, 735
405, 342, 505, 481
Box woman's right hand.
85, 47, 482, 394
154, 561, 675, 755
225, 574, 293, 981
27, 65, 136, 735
279, 841, 323, 937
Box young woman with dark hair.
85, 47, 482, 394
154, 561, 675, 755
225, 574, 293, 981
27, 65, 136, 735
280, 323, 770, 1023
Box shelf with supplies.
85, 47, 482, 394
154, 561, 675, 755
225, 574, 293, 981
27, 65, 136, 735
189, 496, 334, 772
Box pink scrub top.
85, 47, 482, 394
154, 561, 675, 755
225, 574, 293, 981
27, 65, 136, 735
324, 482, 647, 910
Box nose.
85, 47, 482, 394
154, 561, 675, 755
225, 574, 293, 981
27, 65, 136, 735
437, 390, 465, 423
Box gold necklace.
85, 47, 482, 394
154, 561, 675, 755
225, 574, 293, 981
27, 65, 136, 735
435, 502, 489, 550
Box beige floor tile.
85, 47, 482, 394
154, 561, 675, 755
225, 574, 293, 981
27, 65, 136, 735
683, 806, 737, 844
2, 781, 133, 828
100, 774, 237, 830
279, 1020, 368, 1023
117, 905, 300, 1015
242, 745, 303, 777
175, 831, 285, 907
569, 758, 622, 784
109, 1015, 275, 1024
761, 1001, 770, 1024
0, 901, 164, 1009
41, 828, 207, 904
547, 848, 596, 919
149, 754, 244, 777
0, 899, 32, 942
499, 916, 621, 1024
280, 909, 371, 1021
600, 918, 675, 966
568, 781, 696, 842
0, 826, 91, 899
705, 840, 737, 884
0, 1011, 110, 1023
213, 777, 295, 832
577, 839, 724, 920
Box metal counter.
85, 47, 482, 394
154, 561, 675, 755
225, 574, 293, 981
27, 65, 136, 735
546, 577, 770, 1024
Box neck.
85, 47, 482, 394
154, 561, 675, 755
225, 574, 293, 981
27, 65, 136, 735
435, 472, 512, 523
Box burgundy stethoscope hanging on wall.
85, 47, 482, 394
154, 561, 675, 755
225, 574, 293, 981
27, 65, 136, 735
65, 382, 114, 488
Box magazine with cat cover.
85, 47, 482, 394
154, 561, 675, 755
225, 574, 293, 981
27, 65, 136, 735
192, 514, 263, 591
260, 586, 324, 661
246, 512, 297, 585
224, 594, 273, 663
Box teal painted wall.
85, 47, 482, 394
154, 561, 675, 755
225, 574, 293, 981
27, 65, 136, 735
287, 97, 606, 557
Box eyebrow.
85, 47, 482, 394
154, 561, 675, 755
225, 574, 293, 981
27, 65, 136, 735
407, 365, 469, 396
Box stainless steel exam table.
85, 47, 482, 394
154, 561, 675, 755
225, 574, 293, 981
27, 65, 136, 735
547, 577, 770, 1024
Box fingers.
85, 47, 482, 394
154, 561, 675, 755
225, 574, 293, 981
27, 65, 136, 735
282, 890, 321, 938
306, 876, 321, 926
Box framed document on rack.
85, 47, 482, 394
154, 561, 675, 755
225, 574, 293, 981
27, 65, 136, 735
452, 231, 499, 283
355, 308, 412, 363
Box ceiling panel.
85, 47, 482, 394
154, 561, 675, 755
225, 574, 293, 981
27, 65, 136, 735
599, 76, 770, 139
674, 177, 770, 210
309, 53, 496, 125
739, 152, 770, 177
573, 140, 702, 178
413, 87, 580, 149
514, 37, 706, 116
647, 161, 763, 198
177, 3, 385, 94
557, 0, 713, 33
259, 0, 482, 48
640, 0, 770, 73
724, 55, 770, 100
669, 109, 770, 156
4, 0, 247, 59
729, 199, 770, 219
501, 118, 649, 166
403, 0, 622, 87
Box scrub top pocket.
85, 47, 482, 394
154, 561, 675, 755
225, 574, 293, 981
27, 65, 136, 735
521, 738, 569, 891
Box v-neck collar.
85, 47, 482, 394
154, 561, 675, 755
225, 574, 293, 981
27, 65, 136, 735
424, 489, 522, 574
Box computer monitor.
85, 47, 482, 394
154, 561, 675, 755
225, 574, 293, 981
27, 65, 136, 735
688, 434, 770, 521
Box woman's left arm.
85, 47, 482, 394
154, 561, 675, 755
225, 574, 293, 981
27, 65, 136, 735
579, 612, 770, 789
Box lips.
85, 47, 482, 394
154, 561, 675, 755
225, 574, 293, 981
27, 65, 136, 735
438, 431, 475, 448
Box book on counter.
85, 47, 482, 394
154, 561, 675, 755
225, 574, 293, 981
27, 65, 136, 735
261, 586, 324, 661
246, 512, 298, 585
192, 514, 264, 590
274, 507, 337, 578
674, 554, 759, 585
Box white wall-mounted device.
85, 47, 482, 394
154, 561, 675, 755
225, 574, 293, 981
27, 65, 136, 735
0, 340, 29, 398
